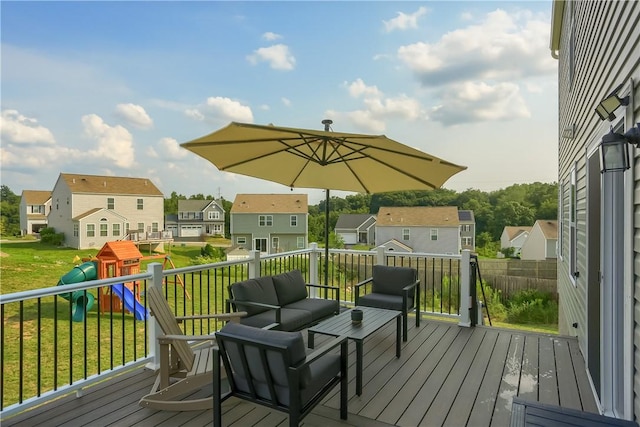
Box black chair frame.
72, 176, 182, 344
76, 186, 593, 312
213, 332, 348, 427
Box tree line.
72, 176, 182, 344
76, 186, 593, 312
2, 182, 558, 248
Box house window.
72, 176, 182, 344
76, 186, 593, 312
107, 198, 114, 209
137, 222, 144, 232
430, 229, 438, 241
570, 164, 577, 283
125, 223, 130, 233
100, 223, 108, 237
237, 237, 246, 245
272, 237, 279, 249
86, 224, 95, 237
214, 224, 222, 233
255, 238, 268, 252
402, 228, 410, 240
258, 215, 273, 226
137, 198, 143, 210
558, 181, 564, 260
461, 224, 471, 232
112, 223, 120, 236
73, 224, 79, 237
462, 236, 472, 246
290, 215, 297, 227
297, 236, 305, 248
152, 222, 158, 232
208, 211, 220, 220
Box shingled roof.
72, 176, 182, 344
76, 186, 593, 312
21, 190, 51, 205
376, 206, 460, 227
59, 173, 163, 196
231, 194, 308, 213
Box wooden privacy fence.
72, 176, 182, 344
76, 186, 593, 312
477, 259, 558, 301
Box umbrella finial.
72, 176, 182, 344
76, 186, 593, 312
321, 119, 333, 131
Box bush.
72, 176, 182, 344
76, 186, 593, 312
505, 289, 558, 325
39, 227, 64, 246
201, 243, 216, 257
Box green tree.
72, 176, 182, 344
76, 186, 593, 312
0, 185, 20, 236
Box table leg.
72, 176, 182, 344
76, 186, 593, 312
396, 316, 401, 358
356, 340, 363, 396
308, 331, 315, 349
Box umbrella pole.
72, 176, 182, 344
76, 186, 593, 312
324, 189, 330, 286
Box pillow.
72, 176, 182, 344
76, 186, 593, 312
371, 265, 416, 296
272, 270, 308, 305
230, 276, 279, 315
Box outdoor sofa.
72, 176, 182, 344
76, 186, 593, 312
226, 269, 340, 331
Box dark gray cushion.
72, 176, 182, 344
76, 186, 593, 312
358, 293, 412, 311
284, 298, 339, 321
272, 270, 308, 305
372, 265, 417, 296
239, 308, 312, 332
217, 322, 311, 392
230, 276, 279, 315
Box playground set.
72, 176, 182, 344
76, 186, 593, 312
56, 240, 184, 322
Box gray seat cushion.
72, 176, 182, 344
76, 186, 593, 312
372, 265, 417, 295
239, 307, 312, 331
272, 270, 308, 305
358, 293, 411, 311
230, 276, 278, 315
284, 298, 338, 322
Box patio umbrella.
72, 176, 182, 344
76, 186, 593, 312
181, 120, 467, 284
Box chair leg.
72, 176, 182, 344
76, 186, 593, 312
213, 349, 222, 427
402, 312, 408, 341
340, 340, 348, 420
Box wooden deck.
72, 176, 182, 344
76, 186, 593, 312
1, 319, 598, 427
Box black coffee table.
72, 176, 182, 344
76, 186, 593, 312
307, 306, 401, 395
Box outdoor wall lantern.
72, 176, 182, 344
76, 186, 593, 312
599, 123, 640, 173
595, 83, 630, 121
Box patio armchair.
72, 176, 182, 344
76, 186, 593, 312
354, 265, 420, 341
139, 286, 246, 411
214, 322, 348, 427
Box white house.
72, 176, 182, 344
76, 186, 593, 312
334, 214, 376, 247
375, 206, 461, 254
500, 226, 532, 256
19, 190, 51, 236
47, 173, 165, 249
520, 220, 558, 261
551, 0, 639, 421
165, 199, 226, 238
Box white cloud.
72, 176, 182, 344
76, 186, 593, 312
431, 81, 530, 126
82, 114, 136, 168
281, 97, 291, 107
246, 44, 296, 71
262, 32, 282, 41
158, 137, 189, 159
115, 103, 153, 129
0, 109, 56, 144
346, 79, 382, 98
397, 9, 555, 86
185, 108, 205, 121
205, 97, 254, 122
383, 6, 427, 32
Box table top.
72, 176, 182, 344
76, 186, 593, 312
308, 306, 401, 341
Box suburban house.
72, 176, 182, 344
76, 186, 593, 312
520, 219, 558, 261
375, 206, 461, 254
165, 199, 225, 239
47, 173, 165, 249
551, 0, 639, 422
230, 194, 308, 254
19, 190, 51, 236
458, 209, 476, 251
499, 226, 532, 257
334, 213, 376, 247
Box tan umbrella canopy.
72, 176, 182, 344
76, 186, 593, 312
181, 120, 467, 283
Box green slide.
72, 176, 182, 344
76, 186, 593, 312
57, 261, 97, 322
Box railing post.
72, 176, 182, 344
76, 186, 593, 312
248, 250, 260, 279
146, 262, 163, 370
375, 245, 386, 265
458, 249, 472, 327
309, 243, 319, 296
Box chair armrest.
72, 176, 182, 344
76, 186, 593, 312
295, 335, 348, 368
226, 299, 281, 310
158, 334, 217, 344
306, 284, 340, 301
402, 279, 419, 293
353, 278, 373, 290
175, 312, 247, 322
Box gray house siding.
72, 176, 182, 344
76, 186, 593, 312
231, 213, 307, 253
376, 225, 460, 254
553, 0, 639, 421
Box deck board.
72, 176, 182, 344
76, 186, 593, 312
1, 320, 600, 427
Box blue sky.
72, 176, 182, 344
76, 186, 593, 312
1, 1, 557, 204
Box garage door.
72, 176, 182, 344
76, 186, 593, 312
180, 225, 202, 237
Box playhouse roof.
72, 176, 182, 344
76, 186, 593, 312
97, 241, 143, 261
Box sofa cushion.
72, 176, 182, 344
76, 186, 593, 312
357, 293, 411, 311
217, 322, 311, 390
284, 298, 339, 322
230, 276, 279, 315
272, 270, 308, 306
239, 308, 313, 332
372, 265, 417, 296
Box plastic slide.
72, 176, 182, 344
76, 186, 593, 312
110, 283, 148, 321
56, 261, 97, 322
